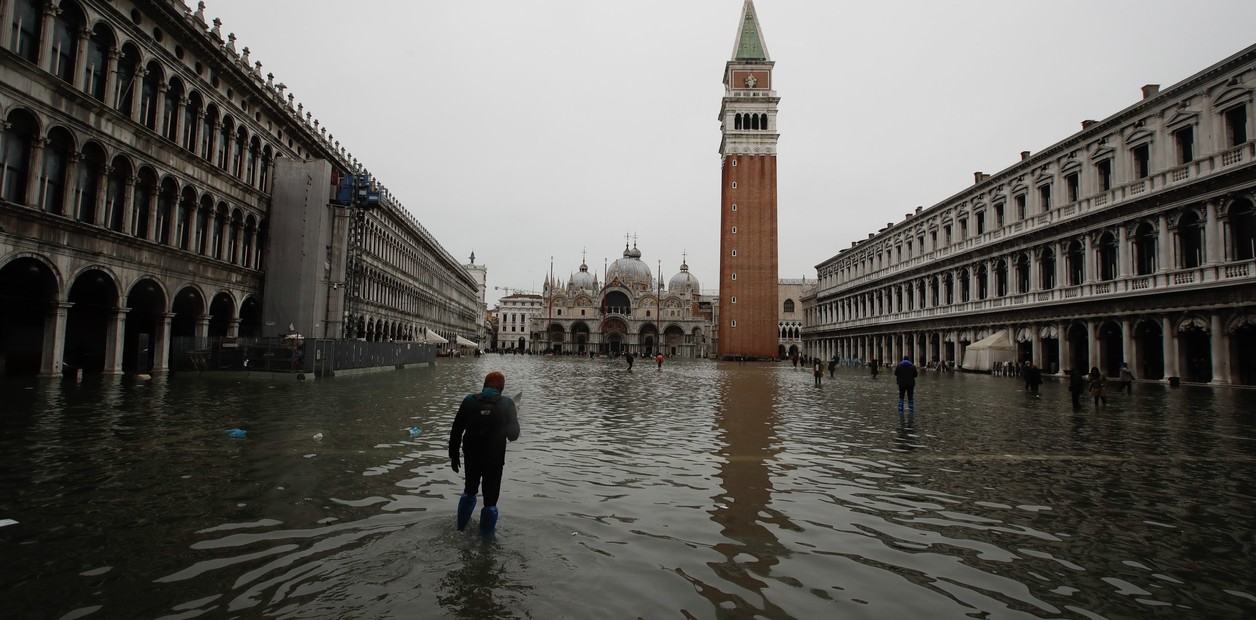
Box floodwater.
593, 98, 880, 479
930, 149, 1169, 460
2, 358, 1256, 619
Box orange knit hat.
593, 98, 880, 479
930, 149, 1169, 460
483, 371, 505, 390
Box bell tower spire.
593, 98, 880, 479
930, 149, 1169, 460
717, 0, 780, 360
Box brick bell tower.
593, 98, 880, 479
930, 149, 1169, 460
718, 0, 779, 360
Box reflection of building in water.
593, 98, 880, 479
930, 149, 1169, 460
698, 364, 790, 610
533, 244, 714, 357
805, 44, 1256, 385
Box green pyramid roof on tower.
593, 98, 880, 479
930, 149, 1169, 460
733, 0, 770, 61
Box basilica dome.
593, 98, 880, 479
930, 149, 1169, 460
606, 244, 654, 288
668, 261, 700, 294
570, 261, 596, 290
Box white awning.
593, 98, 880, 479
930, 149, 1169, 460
455, 336, 478, 347
419, 329, 448, 344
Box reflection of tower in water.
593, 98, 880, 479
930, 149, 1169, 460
698, 363, 793, 610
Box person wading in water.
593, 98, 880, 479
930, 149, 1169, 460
449, 371, 520, 537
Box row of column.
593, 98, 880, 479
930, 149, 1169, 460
807, 313, 1231, 383
38, 304, 240, 377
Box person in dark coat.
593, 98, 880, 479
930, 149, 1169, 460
894, 356, 918, 421
828, 357, 837, 379
1068, 368, 1086, 410
813, 358, 823, 387
1024, 363, 1043, 395
870, 358, 879, 379
449, 371, 521, 536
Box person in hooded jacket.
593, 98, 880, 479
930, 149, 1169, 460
894, 356, 918, 422
450, 371, 520, 536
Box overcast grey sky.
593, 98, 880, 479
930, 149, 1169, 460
203, 0, 1256, 303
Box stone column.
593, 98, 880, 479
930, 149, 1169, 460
1027, 252, 1037, 293
1058, 321, 1071, 375
228, 318, 241, 338
0, 1, 15, 56
1205, 201, 1222, 265
39, 302, 73, 376
151, 313, 175, 374
143, 187, 159, 241
103, 49, 119, 107
1032, 327, 1043, 368
1087, 320, 1099, 371
1118, 225, 1131, 280
1121, 318, 1134, 371
40, 4, 59, 71
119, 175, 135, 234
1210, 313, 1228, 384
24, 139, 45, 208
103, 307, 129, 375
93, 165, 109, 227
1083, 235, 1096, 284
73, 29, 89, 83
1055, 241, 1067, 288
1157, 214, 1171, 274
1162, 316, 1179, 381
131, 69, 148, 124
173, 97, 188, 144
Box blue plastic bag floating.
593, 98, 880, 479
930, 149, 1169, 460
408, 427, 421, 438
225, 428, 247, 438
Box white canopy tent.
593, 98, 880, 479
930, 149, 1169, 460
455, 336, 478, 348
418, 328, 448, 345
960, 330, 1017, 372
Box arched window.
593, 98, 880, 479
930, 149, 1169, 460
977, 264, 989, 299
1230, 199, 1256, 261
175, 188, 196, 250
74, 143, 105, 224
155, 177, 177, 244
246, 137, 259, 185
50, 2, 83, 83
783, 299, 795, 313
217, 117, 233, 169
212, 202, 228, 259
259, 145, 272, 192
1097, 233, 1118, 281
139, 62, 162, 130
105, 156, 129, 232
1040, 247, 1056, 289
243, 214, 257, 268
162, 78, 183, 142
734, 114, 742, 130
132, 168, 157, 239
1133, 222, 1157, 275
232, 127, 247, 177
1066, 240, 1085, 285
114, 44, 139, 115
995, 259, 1009, 296
183, 93, 202, 152
11, 0, 42, 62
84, 25, 113, 101
1014, 254, 1030, 293
1178, 211, 1204, 268
40, 128, 73, 215
1, 110, 37, 204
201, 105, 218, 160
194, 195, 212, 254
229, 209, 243, 264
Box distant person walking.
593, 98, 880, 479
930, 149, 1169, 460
1088, 367, 1108, 408
894, 356, 918, 422
1118, 363, 1135, 395
813, 358, 823, 387
870, 358, 879, 379
656, 353, 664, 370
625, 352, 634, 370
828, 357, 837, 379
1069, 368, 1086, 410
1024, 363, 1043, 396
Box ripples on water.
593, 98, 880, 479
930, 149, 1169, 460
2, 358, 1256, 619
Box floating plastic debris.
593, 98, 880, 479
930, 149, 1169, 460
225, 429, 247, 438
312, 433, 324, 441
0, 519, 18, 528
408, 427, 421, 438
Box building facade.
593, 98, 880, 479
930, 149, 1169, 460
717, 0, 779, 360
777, 278, 813, 359
496, 293, 542, 352
533, 245, 713, 357
805, 45, 1256, 386
0, 0, 478, 376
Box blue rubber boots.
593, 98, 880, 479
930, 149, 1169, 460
456, 493, 476, 531
479, 506, 499, 537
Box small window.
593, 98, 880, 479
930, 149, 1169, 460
731, 273, 737, 280
976, 212, 986, 234
1066, 173, 1079, 202
732, 159, 738, 166
1225, 104, 1248, 147
731, 320, 737, 327
1132, 144, 1150, 179
557, 309, 562, 316
731, 181, 737, 189
731, 203, 737, 212
1096, 160, 1113, 191
1039, 184, 1051, 211
731, 296, 737, 303
731, 226, 737, 233
731, 249, 737, 256
1175, 127, 1195, 164
581, 309, 586, 316
1014, 194, 1026, 219
994, 204, 1004, 227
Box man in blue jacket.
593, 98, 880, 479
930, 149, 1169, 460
449, 371, 520, 536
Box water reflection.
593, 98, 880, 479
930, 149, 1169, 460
3, 362, 1256, 618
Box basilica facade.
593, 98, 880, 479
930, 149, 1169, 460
804, 44, 1256, 386
534, 245, 713, 357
